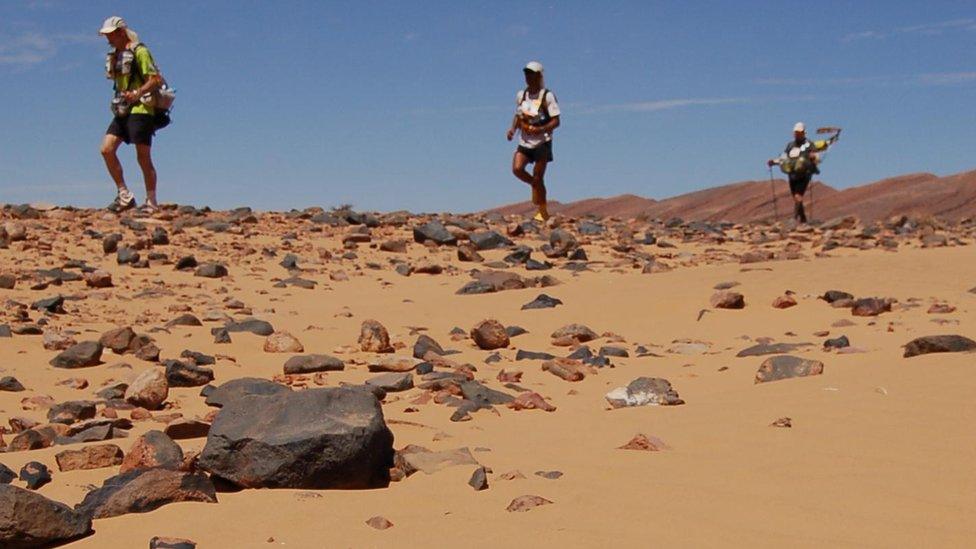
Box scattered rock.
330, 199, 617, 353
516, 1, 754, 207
19, 461, 52, 489
521, 294, 563, 310
550, 324, 598, 343
150, 537, 197, 549
506, 495, 552, 512
0, 376, 25, 392
194, 263, 228, 278
120, 430, 184, 473
903, 335, 976, 358
605, 377, 684, 408
468, 466, 489, 491
50, 341, 103, 368
125, 368, 169, 410
365, 516, 394, 530
770, 417, 793, 428
754, 356, 824, 383
711, 291, 745, 309
263, 332, 304, 353
470, 319, 510, 350
283, 354, 344, 374
618, 433, 669, 451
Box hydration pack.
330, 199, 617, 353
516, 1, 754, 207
519, 88, 551, 127
107, 43, 176, 130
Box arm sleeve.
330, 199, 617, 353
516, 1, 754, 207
136, 47, 159, 77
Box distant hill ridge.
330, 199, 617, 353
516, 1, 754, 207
483, 169, 976, 223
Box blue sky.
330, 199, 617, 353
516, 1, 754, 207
0, 0, 974, 212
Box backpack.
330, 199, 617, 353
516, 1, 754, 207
130, 43, 176, 130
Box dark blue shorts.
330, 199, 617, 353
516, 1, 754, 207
518, 141, 553, 164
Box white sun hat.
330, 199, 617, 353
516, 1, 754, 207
98, 16, 139, 43
523, 61, 544, 73
793, 122, 806, 132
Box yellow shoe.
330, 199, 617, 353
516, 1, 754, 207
533, 207, 550, 222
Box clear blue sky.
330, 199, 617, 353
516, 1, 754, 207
1, 0, 974, 212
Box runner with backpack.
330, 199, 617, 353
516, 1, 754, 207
98, 16, 175, 214
507, 61, 561, 222
767, 122, 839, 223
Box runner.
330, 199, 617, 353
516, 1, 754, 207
99, 16, 165, 214
507, 61, 561, 222
767, 122, 832, 223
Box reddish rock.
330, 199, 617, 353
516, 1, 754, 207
618, 434, 669, 451
263, 332, 304, 353
711, 291, 745, 309
507, 392, 557, 412
506, 494, 553, 512
772, 294, 797, 309
542, 359, 586, 382
74, 468, 217, 519
470, 319, 510, 350
84, 270, 113, 288
770, 417, 793, 428
55, 444, 124, 472
119, 430, 184, 473
365, 516, 393, 530
125, 369, 169, 410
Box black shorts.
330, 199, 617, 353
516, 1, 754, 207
106, 113, 155, 146
517, 141, 553, 164
789, 173, 812, 196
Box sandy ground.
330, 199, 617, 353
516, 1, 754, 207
1, 210, 974, 548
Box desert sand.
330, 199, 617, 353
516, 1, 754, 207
0, 203, 974, 548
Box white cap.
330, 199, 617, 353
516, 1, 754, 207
99, 16, 126, 34
523, 61, 544, 73
793, 122, 805, 132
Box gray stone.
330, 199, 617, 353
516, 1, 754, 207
521, 294, 563, 310
50, 341, 103, 368
283, 354, 345, 374
225, 318, 275, 336
204, 377, 291, 408
74, 468, 217, 520
736, 342, 813, 357
365, 372, 414, 392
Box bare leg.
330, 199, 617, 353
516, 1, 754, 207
531, 158, 548, 212
512, 151, 535, 187
136, 144, 157, 205
100, 134, 126, 191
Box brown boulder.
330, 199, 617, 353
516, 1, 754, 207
74, 468, 217, 519
711, 291, 745, 309
359, 319, 394, 353
120, 430, 184, 473
263, 332, 304, 353
125, 368, 169, 410
470, 319, 510, 350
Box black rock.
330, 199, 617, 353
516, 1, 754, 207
821, 290, 854, 303
0, 463, 15, 484
151, 227, 170, 245
470, 231, 514, 251
599, 346, 629, 358
515, 349, 556, 361
0, 324, 11, 338
412, 221, 457, 246
413, 335, 446, 359
280, 253, 300, 270
736, 342, 813, 357
283, 354, 345, 374
19, 461, 52, 490
455, 281, 496, 295
47, 400, 97, 424
577, 221, 605, 235
181, 350, 216, 365
117, 247, 140, 265
468, 466, 489, 491
199, 387, 394, 489
204, 377, 291, 408
211, 327, 232, 344
0, 484, 93, 547
164, 359, 215, 387
460, 380, 515, 405
365, 372, 414, 392
568, 248, 588, 261
150, 536, 197, 549
505, 325, 528, 338
903, 335, 976, 358
503, 246, 532, 264
415, 362, 434, 375
754, 355, 825, 383
166, 313, 202, 327
0, 376, 25, 392
175, 256, 198, 270
225, 318, 275, 336
31, 295, 65, 314
521, 294, 563, 310
823, 335, 850, 350
102, 233, 122, 254
50, 341, 103, 368
549, 229, 578, 256
567, 346, 594, 360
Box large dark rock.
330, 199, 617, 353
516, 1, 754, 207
0, 376, 25, 392
199, 387, 394, 489
0, 484, 93, 547
50, 341, 103, 368
412, 221, 457, 246
19, 461, 52, 490
47, 400, 97, 424
903, 335, 976, 358
736, 342, 813, 357
203, 377, 290, 408
851, 297, 893, 317
521, 294, 563, 310
413, 335, 446, 359
194, 263, 228, 278
459, 380, 515, 405
75, 468, 217, 519
283, 354, 345, 374
755, 355, 824, 383
120, 430, 184, 473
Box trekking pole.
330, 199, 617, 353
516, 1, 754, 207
768, 166, 779, 221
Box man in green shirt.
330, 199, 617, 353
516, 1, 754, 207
99, 16, 164, 213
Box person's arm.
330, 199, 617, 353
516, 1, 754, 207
123, 47, 163, 102
506, 114, 520, 141
525, 115, 560, 134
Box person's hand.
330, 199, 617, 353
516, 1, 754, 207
523, 125, 543, 135
122, 90, 139, 103
767, 159, 776, 167
506, 128, 515, 141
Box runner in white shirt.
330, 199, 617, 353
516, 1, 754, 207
506, 61, 561, 222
